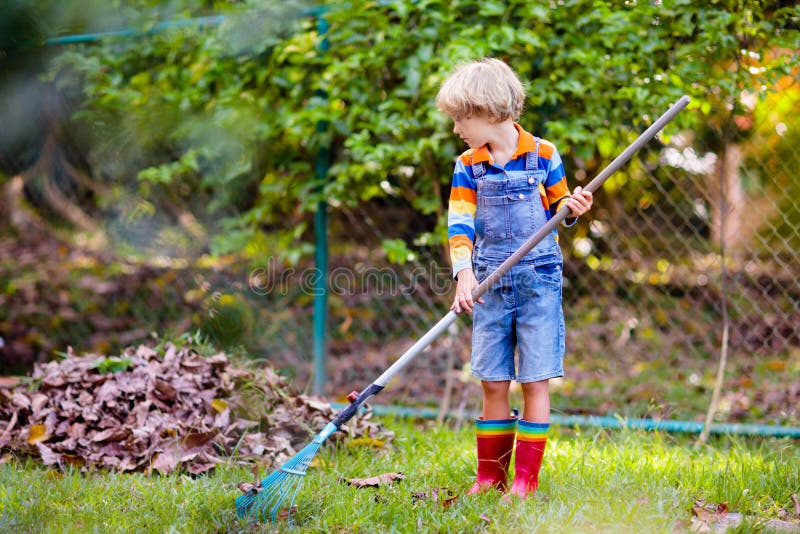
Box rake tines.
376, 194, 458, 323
250, 469, 304, 522
236, 467, 301, 522
237, 423, 337, 523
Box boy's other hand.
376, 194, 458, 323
565, 186, 593, 217
451, 268, 484, 314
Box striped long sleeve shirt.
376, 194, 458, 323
447, 124, 574, 277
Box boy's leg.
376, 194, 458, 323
482, 379, 511, 420
469, 380, 516, 495
469, 264, 516, 494
508, 379, 550, 499
521, 379, 549, 422
508, 261, 562, 499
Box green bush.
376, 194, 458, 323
42, 0, 799, 262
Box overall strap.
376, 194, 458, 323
471, 157, 486, 179
525, 137, 540, 171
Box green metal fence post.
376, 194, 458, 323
312, 13, 330, 397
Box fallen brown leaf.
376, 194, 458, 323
27, 424, 49, 444
187, 460, 217, 475
154, 380, 177, 401
276, 506, 298, 521
411, 487, 458, 508
150, 450, 179, 474
0, 377, 22, 389
692, 500, 729, 521
211, 398, 228, 413
346, 472, 406, 488
237, 482, 260, 495
182, 430, 219, 451
441, 493, 458, 508
92, 428, 131, 443
0, 412, 17, 448
12, 392, 31, 410
36, 443, 61, 465
31, 393, 49, 413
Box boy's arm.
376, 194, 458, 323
543, 144, 578, 226
448, 158, 477, 279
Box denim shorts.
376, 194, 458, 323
470, 258, 566, 383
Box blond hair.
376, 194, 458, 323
436, 58, 525, 122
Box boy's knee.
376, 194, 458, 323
521, 380, 549, 394
482, 380, 511, 396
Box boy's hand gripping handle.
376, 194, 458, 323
471, 95, 690, 302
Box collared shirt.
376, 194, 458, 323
447, 123, 572, 277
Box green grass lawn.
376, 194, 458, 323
2, 417, 798, 533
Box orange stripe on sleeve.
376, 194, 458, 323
450, 186, 477, 204
448, 235, 474, 250
546, 181, 570, 206
538, 140, 555, 160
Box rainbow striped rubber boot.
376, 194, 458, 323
507, 420, 549, 499
467, 415, 518, 495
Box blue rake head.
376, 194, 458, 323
236, 422, 338, 523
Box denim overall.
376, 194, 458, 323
470, 138, 567, 383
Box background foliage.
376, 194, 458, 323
6, 0, 793, 261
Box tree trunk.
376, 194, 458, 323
707, 143, 745, 250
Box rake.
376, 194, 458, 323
235, 95, 691, 523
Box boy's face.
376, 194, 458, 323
451, 114, 496, 149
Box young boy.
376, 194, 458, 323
436, 58, 593, 499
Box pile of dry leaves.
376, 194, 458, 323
0, 343, 390, 474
